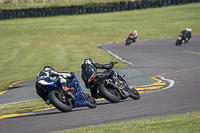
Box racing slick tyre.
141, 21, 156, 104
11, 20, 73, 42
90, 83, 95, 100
48, 90, 73, 112
82, 90, 97, 108
125, 39, 130, 45
175, 39, 181, 46
98, 83, 121, 103
175, 40, 179, 46
129, 87, 140, 100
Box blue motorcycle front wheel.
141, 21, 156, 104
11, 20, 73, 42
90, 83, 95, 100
82, 90, 97, 108
48, 90, 73, 112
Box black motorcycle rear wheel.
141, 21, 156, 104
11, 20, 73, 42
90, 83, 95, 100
82, 90, 97, 108
48, 90, 73, 112
98, 83, 121, 103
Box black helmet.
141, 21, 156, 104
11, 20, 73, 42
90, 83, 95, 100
84, 58, 94, 64
43, 66, 54, 72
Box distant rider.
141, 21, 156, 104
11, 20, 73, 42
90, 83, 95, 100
35, 66, 74, 105
188, 28, 192, 40
81, 58, 118, 99
181, 28, 192, 42
131, 30, 138, 42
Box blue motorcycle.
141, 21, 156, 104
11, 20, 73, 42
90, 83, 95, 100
36, 75, 97, 112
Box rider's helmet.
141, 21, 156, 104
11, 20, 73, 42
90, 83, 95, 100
43, 66, 54, 72
84, 58, 94, 64
134, 30, 138, 33
185, 28, 189, 31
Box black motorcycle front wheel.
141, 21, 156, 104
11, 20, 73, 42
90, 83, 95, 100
48, 90, 73, 112
98, 83, 121, 103
175, 39, 181, 46
129, 87, 140, 100
125, 38, 130, 45
82, 90, 97, 108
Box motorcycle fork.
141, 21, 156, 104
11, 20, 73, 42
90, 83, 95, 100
115, 76, 130, 97
57, 90, 67, 102
111, 79, 128, 98
116, 85, 129, 98
59, 89, 75, 101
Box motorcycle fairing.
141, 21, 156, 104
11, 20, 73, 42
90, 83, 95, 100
73, 92, 87, 107
178, 35, 182, 40
37, 77, 59, 92
68, 76, 87, 107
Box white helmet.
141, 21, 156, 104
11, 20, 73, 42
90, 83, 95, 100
84, 58, 94, 64
186, 28, 189, 31
134, 30, 138, 33
43, 66, 54, 72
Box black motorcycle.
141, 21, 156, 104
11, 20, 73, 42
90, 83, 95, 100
89, 62, 140, 103
175, 35, 183, 46
175, 33, 190, 46
125, 34, 136, 46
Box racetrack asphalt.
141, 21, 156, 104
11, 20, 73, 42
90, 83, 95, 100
0, 35, 200, 133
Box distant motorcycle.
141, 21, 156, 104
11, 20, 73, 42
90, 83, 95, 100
175, 33, 190, 46
36, 75, 97, 112
175, 35, 183, 46
125, 34, 137, 45
89, 62, 140, 103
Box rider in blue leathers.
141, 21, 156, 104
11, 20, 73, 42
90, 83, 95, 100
35, 66, 74, 105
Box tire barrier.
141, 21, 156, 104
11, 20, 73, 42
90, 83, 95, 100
0, 0, 199, 20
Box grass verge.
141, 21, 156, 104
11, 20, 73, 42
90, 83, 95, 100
52, 111, 200, 133
0, 99, 54, 116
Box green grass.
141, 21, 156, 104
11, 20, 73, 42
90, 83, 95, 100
52, 111, 200, 133
0, 99, 54, 116
0, 3, 200, 116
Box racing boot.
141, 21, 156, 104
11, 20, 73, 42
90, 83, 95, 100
61, 83, 74, 99
61, 82, 68, 93
63, 87, 75, 100
62, 86, 70, 96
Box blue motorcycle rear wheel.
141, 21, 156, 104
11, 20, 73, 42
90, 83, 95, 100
48, 90, 73, 112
